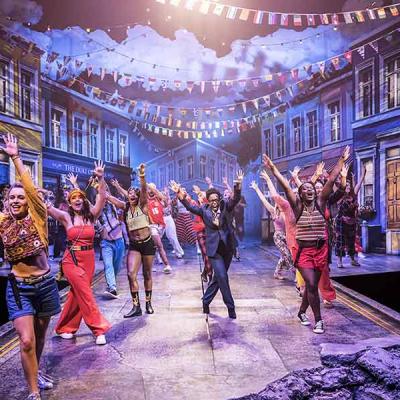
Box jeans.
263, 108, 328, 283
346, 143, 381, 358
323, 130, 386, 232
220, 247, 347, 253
101, 237, 125, 291
203, 241, 234, 310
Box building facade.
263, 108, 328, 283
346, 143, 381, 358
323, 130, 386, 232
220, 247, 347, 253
351, 20, 400, 254
41, 78, 134, 194
0, 33, 44, 187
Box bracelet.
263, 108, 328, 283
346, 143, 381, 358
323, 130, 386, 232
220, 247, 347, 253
11, 154, 20, 160
139, 174, 145, 178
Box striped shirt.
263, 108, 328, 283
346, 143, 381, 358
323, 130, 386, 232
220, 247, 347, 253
296, 206, 327, 241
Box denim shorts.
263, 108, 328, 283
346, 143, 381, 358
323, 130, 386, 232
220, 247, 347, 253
6, 274, 61, 321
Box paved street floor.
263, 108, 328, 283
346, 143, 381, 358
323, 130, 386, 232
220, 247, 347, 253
0, 243, 397, 400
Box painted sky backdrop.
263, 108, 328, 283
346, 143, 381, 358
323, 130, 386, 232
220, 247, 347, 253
0, 0, 395, 162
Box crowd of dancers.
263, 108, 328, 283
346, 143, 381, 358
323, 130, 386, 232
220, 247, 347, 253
0, 132, 365, 400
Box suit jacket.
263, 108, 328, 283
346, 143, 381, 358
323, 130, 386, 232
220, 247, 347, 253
180, 185, 241, 257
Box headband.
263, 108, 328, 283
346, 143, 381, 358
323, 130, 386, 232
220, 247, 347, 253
67, 188, 87, 202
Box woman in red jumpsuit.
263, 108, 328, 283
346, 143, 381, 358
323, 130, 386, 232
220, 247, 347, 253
47, 161, 111, 345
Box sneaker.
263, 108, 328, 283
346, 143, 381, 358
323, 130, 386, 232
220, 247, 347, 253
38, 371, 54, 384
351, 259, 361, 267
176, 254, 183, 259
95, 334, 107, 345
27, 393, 41, 400
57, 332, 74, 339
323, 299, 334, 308
337, 262, 344, 268
313, 320, 325, 334
298, 313, 311, 326
104, 289, 119, 299
38, 372, 53, 390
228, 308, 237, 319
273, 271, 285, 280
163, 265, 172, 274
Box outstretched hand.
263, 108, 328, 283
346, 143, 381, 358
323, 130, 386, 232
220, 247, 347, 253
1, 133, 19, 157
315, 161, 325, 177
250, 180, 258, 190
340, 163, 349, 178
110, 178, 120, 188
262, 154, 274, 170
93, 160, 105, 179
67, 173, 78, 186
234, 169, 244, 184
342, 146, 351, 162
138, 163, 145, 176
205, 176, 212, 185
192, 185, 201, 194
290, 166, 301, 179
260, 170, 271, 182
169, 180, 180, 193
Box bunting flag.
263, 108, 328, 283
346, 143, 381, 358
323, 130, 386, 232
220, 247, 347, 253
100, 67, 106, 80
226, 6, 237, 19
113, 71, 119, 82
200, 81, 206, 93
242, 102, 247, 114
357, 46, 365, 59
87, 65, 93, 77
239, 8, 250, 21
318, 61, 325, 76
213, 4, 224, 16
291, 68, 299, 80
369, 41, 378, 53
186, 81, 194, 93
287, 86, 294, 97
153, 1, 400, 27
253, 10, 264, 24
344, 50, 352, 63
331, 57, 340, 70
293, 15, 302, 26
211, 80, 220, 93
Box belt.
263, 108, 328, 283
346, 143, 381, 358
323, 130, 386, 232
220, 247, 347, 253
296, 239, 326, 248
132, 236, 152, 244
68, 245, 94, 251
15, 270, 52, 285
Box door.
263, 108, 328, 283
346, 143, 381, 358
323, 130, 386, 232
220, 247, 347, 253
387, 159, 400, 229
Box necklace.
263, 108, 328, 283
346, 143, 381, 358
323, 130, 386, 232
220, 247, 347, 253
303, 203, 315, 229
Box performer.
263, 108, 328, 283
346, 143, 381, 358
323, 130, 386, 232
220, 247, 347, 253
147, 183, 172, 274
162, 187, 184, 259
263, 146, 350, 334
48, 162, 111, 345
107, 164, 156, 317
1, 133, 61, 400
250, 179, 294, 280
335, 167, 366, 268
170, 170, 243, 319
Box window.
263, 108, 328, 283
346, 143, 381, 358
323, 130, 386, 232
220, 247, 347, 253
20, 69, 34, 120
361, 159, 374, 207
200, 155, 206, 178
209, 159, 215, 181
275, 124, 286, 158
306, 110, 318, 149
119, 132, 128, 166
264, 129, 272, 157
385, 56, 400, 110
328, 101, 341, 142
178, 159, 184, 181
159, 167, 166, 188
167, 163, 173, 182
220, 160, 227, 180
187, 156, 194, 179
73, 116, 84, 155
88, 122, 99, 159
105, 128, 116, 162
50, 108, 64, 149
228, 163, 234, 184
150, 170, 156, 185
0, 60, 10, 113
292, 117, 301, 153
359, 66, 373, 118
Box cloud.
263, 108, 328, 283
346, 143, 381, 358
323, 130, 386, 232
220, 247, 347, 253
0, 0, 43, 24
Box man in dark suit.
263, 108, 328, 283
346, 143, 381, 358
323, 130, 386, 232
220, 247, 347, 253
170, 171, 243, 319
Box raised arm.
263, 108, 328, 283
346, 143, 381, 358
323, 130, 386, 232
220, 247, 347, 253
90, 160, 107, 219
310, 162, 325, 185
106, 193, 126, 210
205, 176, 213, 189
137, 164, 148, 211
354, 165, 367, 196
222, 176, 233, 194
263, 154, 298, 212
250, 180, 275, 215
170, 180, 203, 216
260, 170, 290, 212
289, 166, 303, 188
226, 170, 243, 212
110, 178, 128, 199
47, 204, 70, 225
67, 173, 79, 189
320, 146, 350, 202
148, 183, 167, 202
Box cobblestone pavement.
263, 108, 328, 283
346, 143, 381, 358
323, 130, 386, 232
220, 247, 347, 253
0, 243, 395, 400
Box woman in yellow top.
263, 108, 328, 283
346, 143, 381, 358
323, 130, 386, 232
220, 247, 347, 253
0, 133, 61, 400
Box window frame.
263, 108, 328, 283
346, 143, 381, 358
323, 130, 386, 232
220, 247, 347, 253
49, 105, 67, 151
291, 115, 302, 154
0, 56, 13, 115
274, 123, 286, 158
263, 128, 273, 158
105, 126, 117, 163
305, 109, 319, 149
187, 155, 194, 179
72, 113, 86, 156
199, 154, 207, 178
88, 119, 100, 159
381, 52, 400, 112
327, 99, 341, 143
355, 60, 374, 119
118, 130, 129, 166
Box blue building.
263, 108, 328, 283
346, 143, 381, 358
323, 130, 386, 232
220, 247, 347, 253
259, 68, 353, 240
41, 78, 136, 192
351, 20, 400, 255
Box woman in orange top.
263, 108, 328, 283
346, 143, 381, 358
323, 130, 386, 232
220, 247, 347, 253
47, 161, 111, 345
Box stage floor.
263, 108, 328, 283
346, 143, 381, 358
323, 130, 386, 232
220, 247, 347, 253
0, 244, 395, 400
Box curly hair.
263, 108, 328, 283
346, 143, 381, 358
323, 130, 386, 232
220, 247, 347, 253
205, 187, 222, 201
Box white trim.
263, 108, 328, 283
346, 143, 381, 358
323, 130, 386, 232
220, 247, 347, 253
105, 126, 117, 163
118, 130, 129, 166
19, 64, 39, 124
9, 150, 40, 186
355, 59, 375, 120
355, 147, 376, 209
88, 119, 101, 159
290, 114, 302, 154
325, 98, 342, 144
379, 50, 400, 113
274, 121, 286, 159
48, 103, 67, 151
305, 108, 319, 150
0, 54, 15, 116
